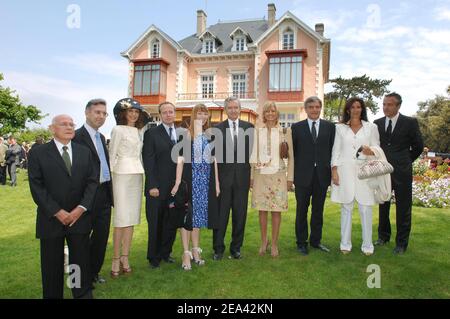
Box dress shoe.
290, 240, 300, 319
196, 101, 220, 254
163, 256, 176, 263
393, 246, 406, 255
297, 246, 308, 256
93, 275, 106, 284
374, 239, 389, 246
229, 252, 242, 260
149, 261, 160, 269
311, 244, 330, 253
212, 253, 223, 261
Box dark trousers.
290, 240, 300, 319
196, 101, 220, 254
0, 165, 6, 185
7, 162, 17, 185
40, 234, 93, 299
295, 168, 328, 248
146, 195, 177, 265
378, 174, 413, 249
213, 171, 250, 255
89, 183, 112, 279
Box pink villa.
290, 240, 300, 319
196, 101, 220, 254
121, 3, 330, 127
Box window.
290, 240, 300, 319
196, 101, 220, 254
133, 63, 166, 96
279, 113, 296, 128
235, 37, 246, 51
282, 30, 294, 50
203, 39, 214, 54
151, 39, 160, 58
201, 75, 214, 98
269, 56, 302, 92
232, 74, 246, 98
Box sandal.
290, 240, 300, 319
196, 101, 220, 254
120, 255, 132, 274
182, 251, 192, 271
192, 247, 205, 266
111, 257, 121, 278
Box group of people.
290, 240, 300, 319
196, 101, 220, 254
27, 92, 423, 299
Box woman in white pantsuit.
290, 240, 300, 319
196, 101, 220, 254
109, 98, 146, 277
331, 97, 380, 255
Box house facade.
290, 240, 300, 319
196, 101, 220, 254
121, 3, 330, 127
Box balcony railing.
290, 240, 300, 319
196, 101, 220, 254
177, 91, 255, 101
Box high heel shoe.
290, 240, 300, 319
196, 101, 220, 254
111, 257, 121, 278
182, 251, 192, 271
120, 255, 132, 274
192, 247, 205, 266
258, 241, 270, 256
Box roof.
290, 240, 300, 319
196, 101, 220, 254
179, 19, 269, 54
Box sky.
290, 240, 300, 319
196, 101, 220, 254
1, 0, 449, 137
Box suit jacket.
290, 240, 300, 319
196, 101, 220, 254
374, 113, 423, 182
6, 144, 22, 165
291, 119, 336, 188
142, 124, 181, 201
73, 126, 113, 205
28, 140, 98, 239
214, 119, 254, 188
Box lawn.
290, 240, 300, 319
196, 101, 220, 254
0, 170, 449, 299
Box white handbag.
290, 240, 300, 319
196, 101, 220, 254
356, 148, 394, 180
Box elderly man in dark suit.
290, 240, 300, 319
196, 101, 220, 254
374, 92, 423, 254
28, 114, 97, 299
291, 96, 335, 256
213, 97, 254, 260
73, 99, 112, 285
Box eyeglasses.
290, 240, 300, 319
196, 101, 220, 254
56, 123, 76, 128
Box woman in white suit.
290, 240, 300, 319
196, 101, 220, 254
109, 98, 146, 277
331, 97, 380, 255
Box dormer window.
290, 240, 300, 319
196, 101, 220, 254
282, 28, 294, 50
204, 39, 214, 53
151, 39, 160, 58
235, 37, 246, 51
230, 27, 251, 52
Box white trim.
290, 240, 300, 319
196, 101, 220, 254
147, 34, 162, 59
227, 67, 250, 97
279, 23, 297, 50
250, 11, 329, 48
121, 24, 183, 58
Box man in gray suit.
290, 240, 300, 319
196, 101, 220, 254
6, 136, 22, 186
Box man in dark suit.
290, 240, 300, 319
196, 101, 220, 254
142, 102, 179, 268
73, 99, 112, 285
6, 136, 22, 187
374, 93, 423, 254
28, 115, 97, 299
212, 97, 254, 260
291, 96, 335, 255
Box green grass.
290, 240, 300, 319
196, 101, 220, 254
0, 170, 449, 298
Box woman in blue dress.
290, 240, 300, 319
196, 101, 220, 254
171, 104, 220, 271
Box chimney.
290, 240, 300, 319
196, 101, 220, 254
315, 23, 324, 36
197, 10, 207, 37
268, 3, 276, 27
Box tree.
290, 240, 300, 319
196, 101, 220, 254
0, 73, 47, 135
324, 91, 344, 122
15, 128, 52, 144
326, 74, 392, 121
416, 87, 450, 153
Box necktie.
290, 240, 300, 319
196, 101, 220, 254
169, 127, 176, 145
386, 119, 393, 138
312, 121, 317, 143
233, 121, 238, 155
62, 146, 71, 176
95, 132, 111, 183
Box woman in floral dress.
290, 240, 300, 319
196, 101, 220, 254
250, 102, 294, 257
171, 104, 220, 270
